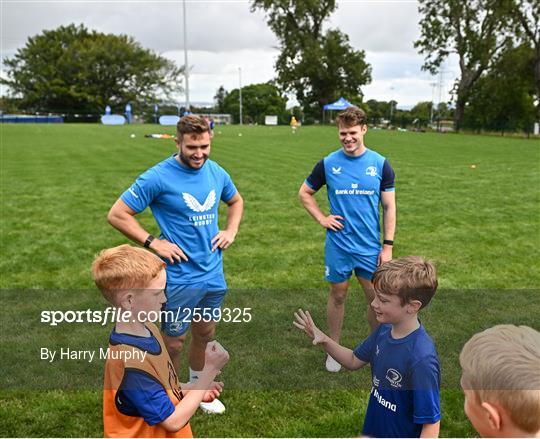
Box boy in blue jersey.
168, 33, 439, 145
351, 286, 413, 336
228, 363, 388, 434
294, 256, 441, 438
299, 106, 396, 372
108, 115, 244, 414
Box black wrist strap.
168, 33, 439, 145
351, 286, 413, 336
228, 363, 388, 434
383, 239, 394, 246
144, 235, 155, 248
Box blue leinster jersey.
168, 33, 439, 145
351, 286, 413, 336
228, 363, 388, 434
121, 155, 237, 284
305, 148, 395, 255
354, 324, 441, 438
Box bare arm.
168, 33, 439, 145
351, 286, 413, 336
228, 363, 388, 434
160, 368, 219, 432
378, 190, 396, 265
293, 309, 366, 371
420, 421, 440, 438
211, 192, 244, 251
107, 199, 187, 264
298, 183, 344, 231
107, 199, 152, 245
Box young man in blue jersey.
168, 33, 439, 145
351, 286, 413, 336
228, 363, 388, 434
299, 106, 396, 372
294, 256, 440, 438
108, 115, 243, 414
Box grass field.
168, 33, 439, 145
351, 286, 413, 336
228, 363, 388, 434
1, 123, 539, 437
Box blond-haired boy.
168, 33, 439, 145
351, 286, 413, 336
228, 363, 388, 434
93, 244, 229, 438
294, 256, 440, 438
460, 324, 540, 437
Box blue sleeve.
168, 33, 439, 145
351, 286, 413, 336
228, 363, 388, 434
381, 159, 395, 192
411, 356, 441, 424
305, 160, 325, 191
220, 170, 238, 202
353, 326, 382, 362
118, 369, 175, 426
120, 168, 161, 213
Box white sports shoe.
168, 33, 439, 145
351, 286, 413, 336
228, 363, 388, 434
326, 354, 342, 373
200, 398, 226, 414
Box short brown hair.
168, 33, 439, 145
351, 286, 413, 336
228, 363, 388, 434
92, 244, 165, 304
176, 115, 210, 140
336, 106, 368, 127
373, 256, 437, 309
460, 325, 540, 433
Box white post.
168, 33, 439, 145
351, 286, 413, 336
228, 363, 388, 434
430, 82, 437, 124
239, 67, 243, 125
183, 0, 190, 111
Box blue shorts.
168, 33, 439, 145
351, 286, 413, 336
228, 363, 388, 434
325, 241, 378, 283
162, 273, 227, 337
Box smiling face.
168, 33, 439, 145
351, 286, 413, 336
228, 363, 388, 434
177, 132, 211, 169
370, 291, 407, 324
338, 123, 367, 156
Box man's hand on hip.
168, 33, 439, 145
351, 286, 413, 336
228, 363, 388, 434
149, 239, 188, 264
378, 245, 392, 266
211, 230, 236, 251
318, 215, 344, 231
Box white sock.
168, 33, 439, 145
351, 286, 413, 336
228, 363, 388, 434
189, 367, 202, 383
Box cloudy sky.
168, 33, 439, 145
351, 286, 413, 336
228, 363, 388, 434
1, 0, 458, 109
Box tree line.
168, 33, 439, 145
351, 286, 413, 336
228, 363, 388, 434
1, 1, 538, 133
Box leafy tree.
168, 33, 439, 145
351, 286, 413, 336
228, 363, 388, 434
222, 82, 288, 124
251, 0, 371, 120
365, 99, 390, 124
0, 97, 21, 114
213, 85, 228, 113
415, 0, 511, 131
410, 101, 433, 127
463, 43, 536, 134
435, 102, 453, 120
509, 0, 540, 120
1, 24, 183, 116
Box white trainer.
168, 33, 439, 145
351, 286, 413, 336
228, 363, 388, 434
199, 398, 226, 414
326, 354, 342, 373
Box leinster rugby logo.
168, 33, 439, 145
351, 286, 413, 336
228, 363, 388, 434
385, 368, 403, 388
366, 166, 377, 177
182, 190, 216, 213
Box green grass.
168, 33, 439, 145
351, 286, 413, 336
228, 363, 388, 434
1, 124, 539, 437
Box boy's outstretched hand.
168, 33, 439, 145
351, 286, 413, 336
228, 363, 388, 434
293, 309, 327, 345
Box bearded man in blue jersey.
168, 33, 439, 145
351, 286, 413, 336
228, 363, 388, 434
108, 115, 243, 413
299, 106, 396, 373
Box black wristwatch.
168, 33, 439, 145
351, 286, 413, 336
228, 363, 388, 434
383, 239, 394, 246
144, 235, 155, 249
